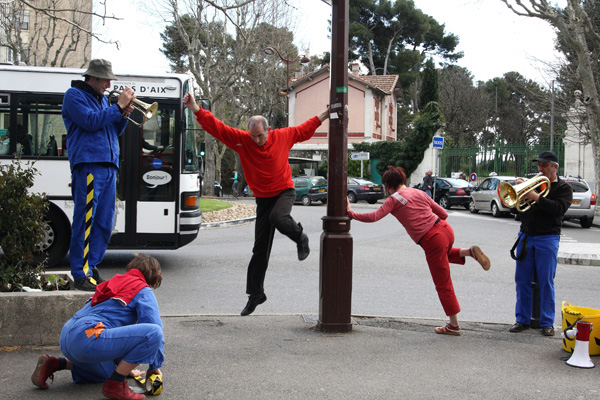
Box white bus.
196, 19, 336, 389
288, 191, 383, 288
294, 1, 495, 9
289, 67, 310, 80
0, 65, 203, 267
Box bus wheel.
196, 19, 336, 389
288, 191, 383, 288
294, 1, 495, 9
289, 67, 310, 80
34, 206, 71, 268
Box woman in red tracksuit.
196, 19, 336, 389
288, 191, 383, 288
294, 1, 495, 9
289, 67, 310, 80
347, 166, 491, 336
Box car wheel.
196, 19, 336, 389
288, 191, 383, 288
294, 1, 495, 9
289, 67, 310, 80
491, 202, 501, 218
367, 199, 377, 204
469, 199, 478, 214
347, 192, 357, 203
463, 203, 470, 210
321, 199, 327, 204
33, 205, 71, 267
580, 216, 594, 228
514, 213, 521, 221
439, 196, 450, 209
302, 195, 312, 206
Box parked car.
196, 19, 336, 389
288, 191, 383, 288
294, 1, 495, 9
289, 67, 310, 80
292, 176, 328, 206
469, 176, 517, 217
347, 177, 384, 204
561, 176, 596, 228
415, 177, 474, 209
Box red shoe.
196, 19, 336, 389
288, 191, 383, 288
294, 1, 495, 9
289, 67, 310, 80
434, 323, 462, 336
102, 378, 146, 400
31, 354, 59, 389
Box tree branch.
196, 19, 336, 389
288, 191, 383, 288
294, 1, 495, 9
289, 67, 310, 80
17, 0, 122, 46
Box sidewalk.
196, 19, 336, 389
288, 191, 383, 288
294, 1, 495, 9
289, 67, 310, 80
3, 208, 599, 399
3, 314, 599, 399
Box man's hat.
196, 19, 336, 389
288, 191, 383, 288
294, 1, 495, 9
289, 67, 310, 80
532, 150, 558, 163
82, 59, 118, 80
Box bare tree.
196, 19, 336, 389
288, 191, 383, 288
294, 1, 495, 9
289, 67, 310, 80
155, 0, 297, 194
1, 0, 121, 67
500, 0, 600, 193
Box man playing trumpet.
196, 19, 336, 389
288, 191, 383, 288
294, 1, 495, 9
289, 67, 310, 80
62, 59, 136, 291
508, 151, 572, 336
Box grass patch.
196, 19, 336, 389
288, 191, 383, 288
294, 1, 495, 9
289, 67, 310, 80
198, 198, 233, 213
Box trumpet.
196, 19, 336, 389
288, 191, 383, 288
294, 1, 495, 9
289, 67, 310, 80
107, 89, 159, 127
498, 173, 551, 212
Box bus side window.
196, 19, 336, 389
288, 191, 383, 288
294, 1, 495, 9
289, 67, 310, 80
18, 95, 65, 157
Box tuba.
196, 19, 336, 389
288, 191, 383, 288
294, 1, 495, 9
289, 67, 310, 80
498, 173, 551, 212
107, 90, 159, 127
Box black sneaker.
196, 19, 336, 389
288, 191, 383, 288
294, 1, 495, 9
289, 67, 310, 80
91, 269, 105, 284
74, 277, 97, 292
297, 223, 310, 261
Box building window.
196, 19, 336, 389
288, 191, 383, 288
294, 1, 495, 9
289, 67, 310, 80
20, 12, 29, 30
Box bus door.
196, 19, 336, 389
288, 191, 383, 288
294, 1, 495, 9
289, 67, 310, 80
113, 103, 179, 248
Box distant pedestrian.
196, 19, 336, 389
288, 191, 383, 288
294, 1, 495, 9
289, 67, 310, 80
232, 169, 239, 197
423, 168, 434, 198
508, 151, 572, 336
347, 166, 491, 336
31, 254, 164, 400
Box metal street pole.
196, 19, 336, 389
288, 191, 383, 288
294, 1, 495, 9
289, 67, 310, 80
286, 61, 290, 126
318, 0, 352, 333
550, 80, 555, 151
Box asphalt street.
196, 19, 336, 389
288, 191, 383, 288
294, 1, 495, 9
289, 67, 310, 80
47, 198, 600, 327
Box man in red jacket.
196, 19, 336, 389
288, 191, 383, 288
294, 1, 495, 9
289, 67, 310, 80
184, 93, 329, 316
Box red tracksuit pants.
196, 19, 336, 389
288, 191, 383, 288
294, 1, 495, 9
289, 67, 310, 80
418, 219, 465, 316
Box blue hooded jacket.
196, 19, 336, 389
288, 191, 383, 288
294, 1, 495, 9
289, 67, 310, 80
62, 80, 128, 172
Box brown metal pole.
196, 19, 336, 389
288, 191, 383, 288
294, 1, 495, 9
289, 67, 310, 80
318, 0, 352, 333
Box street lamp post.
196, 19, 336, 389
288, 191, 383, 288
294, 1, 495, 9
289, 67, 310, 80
264, 46, 309, 126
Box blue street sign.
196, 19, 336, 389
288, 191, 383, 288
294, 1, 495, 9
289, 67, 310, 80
470, 173, 477, 182
432, 137, 444, 149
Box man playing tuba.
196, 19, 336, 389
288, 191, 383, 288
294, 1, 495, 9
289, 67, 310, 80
508, 151, 572, 336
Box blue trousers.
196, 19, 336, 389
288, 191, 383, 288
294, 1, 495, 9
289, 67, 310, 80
70, 163, 117, 280
60, 318, 163, 383
514, 234, 560, 327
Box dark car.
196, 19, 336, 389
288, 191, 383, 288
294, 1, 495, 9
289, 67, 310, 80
415, 177, 474, 209
347, 177, 384, 204
292, 176, 328, 206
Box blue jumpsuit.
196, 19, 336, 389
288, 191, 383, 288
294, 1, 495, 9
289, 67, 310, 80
59, 287, 164, 383
62, 80, 128, 280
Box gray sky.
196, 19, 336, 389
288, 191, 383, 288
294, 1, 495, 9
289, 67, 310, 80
93, 0, 563, 85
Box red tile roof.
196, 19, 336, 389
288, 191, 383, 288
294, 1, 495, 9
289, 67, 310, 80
358, 75, 399, 94
287, 65, 399, 96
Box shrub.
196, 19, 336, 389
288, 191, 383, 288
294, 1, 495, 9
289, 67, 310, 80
0, 158, 49, 291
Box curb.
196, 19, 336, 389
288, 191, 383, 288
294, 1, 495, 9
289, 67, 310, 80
200, 216, 256, 229
558, 252, 600, 266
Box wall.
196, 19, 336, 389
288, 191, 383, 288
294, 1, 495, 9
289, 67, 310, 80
564, 95, 596, 193
407, 129, 443, 187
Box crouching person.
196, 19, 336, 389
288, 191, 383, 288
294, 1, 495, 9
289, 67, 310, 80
31, 254, 164, 400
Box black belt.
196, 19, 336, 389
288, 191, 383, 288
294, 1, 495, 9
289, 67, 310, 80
418, 218, 441, 245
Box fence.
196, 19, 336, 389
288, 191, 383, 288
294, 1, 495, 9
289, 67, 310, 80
439, 141, 564, 185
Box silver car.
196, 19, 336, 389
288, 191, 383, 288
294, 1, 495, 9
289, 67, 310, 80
562, 176, 596, 228
469, 176, 517, 217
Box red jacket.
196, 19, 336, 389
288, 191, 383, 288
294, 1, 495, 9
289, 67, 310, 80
194, 109, 322, 197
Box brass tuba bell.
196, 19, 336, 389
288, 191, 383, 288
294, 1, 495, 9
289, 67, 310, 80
107, 89, 159, 127
498, 173, 551, 212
